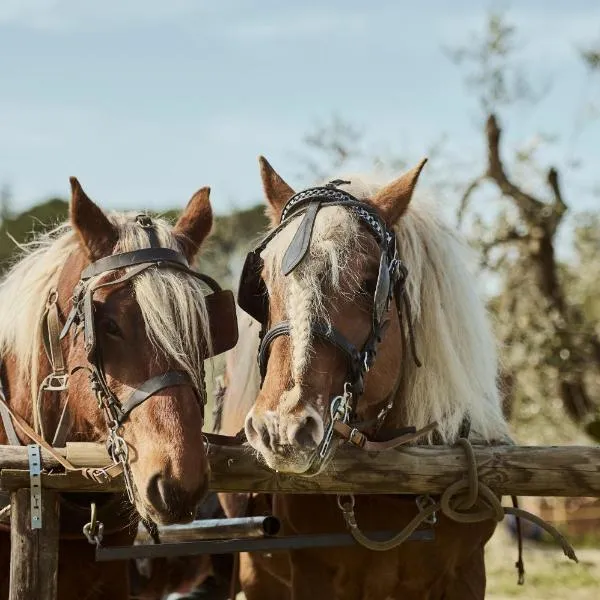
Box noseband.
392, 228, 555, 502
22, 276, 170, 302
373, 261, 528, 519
52, 215, 238, 503
238, 183, 423, 472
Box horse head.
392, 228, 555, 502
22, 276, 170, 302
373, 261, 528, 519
238, 156, 508, 475
0, 179, 238, 524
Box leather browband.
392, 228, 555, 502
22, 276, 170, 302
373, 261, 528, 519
81, 248, 189, 280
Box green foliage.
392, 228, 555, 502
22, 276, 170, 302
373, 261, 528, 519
0, 198, 69, 268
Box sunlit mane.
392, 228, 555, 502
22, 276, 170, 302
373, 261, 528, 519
260, 174, 509, 443
0, 214, 211, 401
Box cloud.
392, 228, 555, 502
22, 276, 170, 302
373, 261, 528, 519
0, 0, 216, 32
225, 9, 369, 41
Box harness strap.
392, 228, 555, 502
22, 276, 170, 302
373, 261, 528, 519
333, 420, 438, 451
258, 321, 361, 380
81, 248, 189, 280
51, 399, 72, 447
0, 395, 122, 481
0, 400, 20, 446
117, 371, 196, 425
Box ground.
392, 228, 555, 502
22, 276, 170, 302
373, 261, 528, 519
167, 523, 598, 599
486, 526, 599, 599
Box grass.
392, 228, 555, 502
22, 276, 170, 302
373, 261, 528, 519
486, 526, 600, 599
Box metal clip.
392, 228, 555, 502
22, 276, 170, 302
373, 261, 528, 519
416, 494, 438, 525
27, 445, 43, 529
319, 384, 352, 459
83, 502, 104, 546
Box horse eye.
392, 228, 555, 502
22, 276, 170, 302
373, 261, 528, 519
102, 318, 122, 338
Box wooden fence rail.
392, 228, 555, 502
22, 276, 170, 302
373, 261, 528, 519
1, 442, 599, 497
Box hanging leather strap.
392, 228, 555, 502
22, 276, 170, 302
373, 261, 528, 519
333, 420, 438, 451
0, 395, 122, 481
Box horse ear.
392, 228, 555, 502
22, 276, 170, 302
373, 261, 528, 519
259, 156, 295, 224
371, 158, 428, 226
173, 187, 213, 262
70, 177, 118, 259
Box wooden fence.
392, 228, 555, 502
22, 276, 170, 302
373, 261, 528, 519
1, 441, 599, 599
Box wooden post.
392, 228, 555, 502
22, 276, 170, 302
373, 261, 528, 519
9, 488, 60, 600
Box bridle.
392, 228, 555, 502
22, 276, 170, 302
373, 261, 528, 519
238, 182, 431, 474
1, 214, 238, 507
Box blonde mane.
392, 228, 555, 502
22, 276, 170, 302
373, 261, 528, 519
258, 174, 509, 443
0, 214, 212, 402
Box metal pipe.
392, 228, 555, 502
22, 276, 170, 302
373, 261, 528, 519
135, 516, 281, 544
97, 529, 434, 561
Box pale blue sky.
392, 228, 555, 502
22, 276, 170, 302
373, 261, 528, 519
0, 0, 598, 216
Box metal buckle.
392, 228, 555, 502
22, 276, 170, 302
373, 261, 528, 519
348, 428, 363, 447
135, 214, 154, 228
40, 373, 69, 392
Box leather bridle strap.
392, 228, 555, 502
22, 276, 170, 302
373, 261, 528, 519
116, 371, 195, 426
258, 320, 362, 381
333, 420, 439, 451
80, 248, 190, 280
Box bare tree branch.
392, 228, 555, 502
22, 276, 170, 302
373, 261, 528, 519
547, 167, 568, 223
485, 114, 545, 219
457, 175, 485, 225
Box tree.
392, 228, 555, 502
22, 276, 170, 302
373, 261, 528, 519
448, 12, 600, 442
294, 11, 600, 443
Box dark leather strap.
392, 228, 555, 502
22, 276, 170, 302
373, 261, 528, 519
117, 371, 194, 425
81, 248, 189, 279
135, 214, 160, 248
258, 321, 361, 380
282, 201, 321, 275
333, 420, 438, 451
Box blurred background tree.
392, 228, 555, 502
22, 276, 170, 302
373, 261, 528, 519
0, 11, 598, 445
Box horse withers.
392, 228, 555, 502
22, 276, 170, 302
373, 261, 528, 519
218, 156, 512, 599
0, 178, 238, 599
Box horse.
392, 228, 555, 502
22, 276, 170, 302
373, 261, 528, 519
0, 178, 238, 599
217, 156, 513, 599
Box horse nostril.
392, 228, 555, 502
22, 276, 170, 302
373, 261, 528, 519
245, 413, 273, 449
293, 415, 322, 448
146, 473, 163, 510
146, 474, 182, 512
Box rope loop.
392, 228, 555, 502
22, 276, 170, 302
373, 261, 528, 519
335, 436, 579, 575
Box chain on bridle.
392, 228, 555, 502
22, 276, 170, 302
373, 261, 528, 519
238, 183, 425, 473
57, 214, 238, 503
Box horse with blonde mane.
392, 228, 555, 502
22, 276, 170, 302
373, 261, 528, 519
218, 157, 512, 599
0, 179, 238, 599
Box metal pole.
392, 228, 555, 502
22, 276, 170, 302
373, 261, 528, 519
135, 516, 281, 543
97, 529, 434, 561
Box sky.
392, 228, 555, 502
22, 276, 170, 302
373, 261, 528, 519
0, 0, 599, 217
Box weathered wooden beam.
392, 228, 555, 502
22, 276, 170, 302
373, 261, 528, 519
1, 443, 599, 497
9, 488, 60, 600
0, 442, 111, 470
207, 443, 600, 497
0, 470, 123, 493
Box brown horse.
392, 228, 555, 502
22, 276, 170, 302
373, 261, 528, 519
218, 157, 513, 599
0, 178, 237, 599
